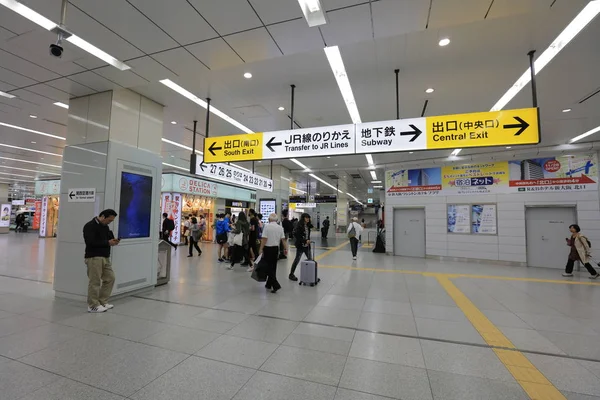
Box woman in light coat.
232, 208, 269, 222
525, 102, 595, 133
562, 224, 599, 279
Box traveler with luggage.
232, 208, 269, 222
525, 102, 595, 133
187, 217, 203, 257
228, 211, 251, 270
562, 224, 599, 279
347, 217, 363, 261
259, 213, 288, 293
289, 213, 312, 281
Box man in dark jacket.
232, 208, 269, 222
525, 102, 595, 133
321, 216, 330, 239
83, 209, 120, 313
161, 213, 178, 249
279, 209, 293, 259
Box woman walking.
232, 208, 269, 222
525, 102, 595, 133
288, 213, 312, 281
347, 217, 363, 261
562, 224, 599, 279
187, 217, 202, 257
228, 211, 250, 270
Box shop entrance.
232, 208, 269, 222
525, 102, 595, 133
526, 207, 577, 269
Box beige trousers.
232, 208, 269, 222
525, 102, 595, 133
85, 257, 115, 307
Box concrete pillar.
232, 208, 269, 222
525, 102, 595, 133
0, 183, 8, 234
54, 89, 163, 300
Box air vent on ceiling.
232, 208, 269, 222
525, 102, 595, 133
350, 173, 361, 179
327, 174, 339, 180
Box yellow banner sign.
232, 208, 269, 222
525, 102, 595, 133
204, 133, 263, 163
426, 108, 539, 149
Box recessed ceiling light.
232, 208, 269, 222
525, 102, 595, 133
244, 72, 252, 79
170, 155, 174, 157
334, 164, 338, 167
562, 108, 572, 113
451, 149, 462, 156
257, 160, 262, 163
425, 88, 435, 93
31, 141, 36, 144
29, 115, 37, 119
278, 106, 285, 111
171, 121, 177, 125
0, 90, 15, 99
409, 151, 414, 154
438, 38, 451, 47
506, 146, 512, 149
327, 156, 331, 159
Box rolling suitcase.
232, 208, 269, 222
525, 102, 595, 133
299, 242, 320, 287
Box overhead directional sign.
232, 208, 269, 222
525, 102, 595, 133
203, 107, 539, 163
68, 188, 96, 202
194, 157, 273, 192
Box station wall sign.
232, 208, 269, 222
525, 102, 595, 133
203, 108, 539, 163
194, 157, 273, 192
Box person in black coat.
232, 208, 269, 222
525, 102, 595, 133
161, 213, 178, 250
288, 213, 312, 281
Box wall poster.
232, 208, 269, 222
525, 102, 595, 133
0, 204, 10, 228
442, 163, 508, 195
447, 205, 470, 234
259, 199, 276, 224
471, 204, 497, 234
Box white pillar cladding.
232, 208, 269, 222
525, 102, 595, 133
255, 164, 290, 217
54, 89, 164, 300
0, 183, 8, 234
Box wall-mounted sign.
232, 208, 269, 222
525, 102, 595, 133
12, 200, 25, 206
289, 195, 307, 203
315, 195, 337, 203
259, 199, 276, 223
39, 197, 48, 236
67, 188, 96, 202
226, 200, 248, 208
204, 108, 539, 163
194, 157, 273, 192
367, 198, 373, 204
35, 180, 61, 196
176, 176, 218, 197
295, 202, 317, 208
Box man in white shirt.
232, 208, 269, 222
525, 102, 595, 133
260, 213, 288, 293
347, 217, 363, 260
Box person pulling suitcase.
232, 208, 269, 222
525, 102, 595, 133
289, 213, 312, 281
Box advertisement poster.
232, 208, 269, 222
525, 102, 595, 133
386, 168, 442, 197
447, 205, 470, 233
0, 204, 10, 228
161, 193, 181, 243
508, 154, 598, 193
118, 172, 153, 239
259, 199, 276, 224
442, 162, 509, 195
40, 197, 48, 237
472, 204, 497, 234
33, 201, 42, 229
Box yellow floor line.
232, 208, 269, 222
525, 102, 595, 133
317, 264, 600, 286
436, 276, 566, 400
314, 241, 349, 261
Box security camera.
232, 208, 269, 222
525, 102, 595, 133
49, 32, 64, 58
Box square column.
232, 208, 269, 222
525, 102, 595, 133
54, 89, 164, 300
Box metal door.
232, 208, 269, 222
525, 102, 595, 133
393, 208, 426, 258
526, 207, 576, 269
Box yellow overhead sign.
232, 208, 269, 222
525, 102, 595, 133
426, 108, 539, 149
204, 133, 263, 163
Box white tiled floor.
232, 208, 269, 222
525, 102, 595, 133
1, 233, 600, 399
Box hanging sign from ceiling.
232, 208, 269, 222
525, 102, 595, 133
193, 157, 273, 192
203, 107, 538, 163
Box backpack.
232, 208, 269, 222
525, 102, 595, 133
347, 223, 356, 239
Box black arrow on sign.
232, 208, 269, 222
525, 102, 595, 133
208, 142, 222, 156
266, 136, 282, 152
503, 116, 529, 136
68, 191, 75, 200
199, 161, 207, 172
400, 124, 422, 142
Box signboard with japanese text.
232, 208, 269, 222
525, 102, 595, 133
508, 154, 598, 193
194, 157, 273, 192
472, 204, 497, 234
161, 193, 181, 243
442, 162, 509, 195
386, 154, 598, 198
447, 205, 470, 234
34, 180, 61, 196
315, 195, 337, 203
67, 188, 96, 202
203, 107, 538, 163
33, 201, 41, 230
39, 196, 48, 236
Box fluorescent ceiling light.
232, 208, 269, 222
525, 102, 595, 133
0, 121, 65, 140
324, 46, 361, 124
0, 91, 15, 99
439, 38, 450, 46
0, 156, 60, 168
161, 138, 204, 155
309, 173, 340, 192
371, 180, 382, 183
0, 177, 35, 182
451, 149, 462, 156
370, 170, 377, 180
297, 0, 326, 27
281, 177, 291, 181
161, 162, 187, 172
53, 102, 69, 109
65, 35, 130, 71
365, 153, 374, 166
491, 1, 600, 111
373, 185, 383, 188
0, 171, 34, 178
562, 108, 572, 113
160, 79, 253, 134
0, 0, 130, 70
290, 158, 310, 170
570, 124, 600, 143
0, 143, 62, 157
29, 115, 37, 119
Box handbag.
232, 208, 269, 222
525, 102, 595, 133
251, 254, 268, 282
233, 233, 243, 246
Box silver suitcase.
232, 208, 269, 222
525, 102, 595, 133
300, 242, 320, 287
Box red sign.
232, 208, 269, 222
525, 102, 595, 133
544, 159, 561, 173
33, 201, 42, 229
509, 175, 596, 187
387, 185, 442, 193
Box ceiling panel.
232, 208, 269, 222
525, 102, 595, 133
225, 27, 282, 63
46, 78, 97, 98
268, 18, 325, 55
93, 66, 149, 88
126, 56, 178, 83
187, 0, 262, 36
151, 47, 211, 79
127, 0, 218, 45
0, 65, 37, 88
486, 0, 557, 20
68, 70, 120, 92
0, 6, 40, 35
320, 3, 373, 47
0, 50, 60, 82
372, 0, 429, 39
70, 0, 178, 53
186, 38, 244, 70
26, 84, 69, 102
249, 0, 304, 25
428, 0, 490, 29
323, 0, 366, 11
